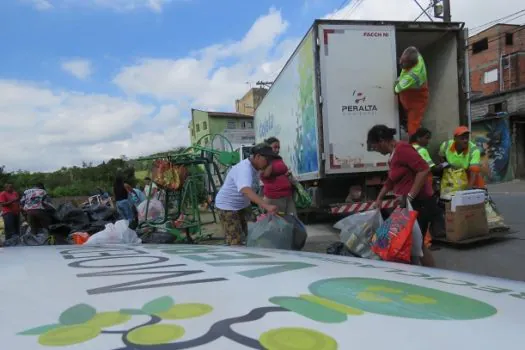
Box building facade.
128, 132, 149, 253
468, 24, 525, 182
235, 88, 267, 116
188, 109, 255, 150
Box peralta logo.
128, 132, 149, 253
342, 90, 378, 115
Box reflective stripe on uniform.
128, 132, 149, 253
408, 71, 422, 87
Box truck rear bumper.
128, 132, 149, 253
330, 199, 399, 215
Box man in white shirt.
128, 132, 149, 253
215, 143, 278, 245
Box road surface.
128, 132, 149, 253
303, 181, 525, 282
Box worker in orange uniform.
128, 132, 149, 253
395, 46, 429, 137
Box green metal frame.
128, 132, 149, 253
136, 134, 240, 243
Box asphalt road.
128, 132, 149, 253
302, 181, 525, 282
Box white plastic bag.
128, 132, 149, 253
137, 199, 165, 223
334, 210, 383, 243
407, 201, 423, 257
85, 220, 142, 245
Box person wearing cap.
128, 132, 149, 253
439, 126, 484, 190
395, 46, 429, 137
215, 143, 278, 245
260, 137, 296, 216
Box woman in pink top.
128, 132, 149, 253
260, 137, 297, 215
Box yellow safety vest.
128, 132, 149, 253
412, 144, 435, 168
395, 54, 428, 93
439, 140, 481, 170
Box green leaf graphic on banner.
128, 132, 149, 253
127, 324, 185, 345
59, 304, 97, 325
120, 308, 147, 315
38, 325, 100, 346
156, 303, 213, 320
142, 296, 175, 314
18, 324, 61, 335
259, 327, 338, 350
87, 312, 132, 328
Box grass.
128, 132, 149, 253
135, 170, 149, 180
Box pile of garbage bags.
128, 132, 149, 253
329, 206, 423, 264
2, 201, 124, 247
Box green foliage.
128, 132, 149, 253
3, 158, 136, 197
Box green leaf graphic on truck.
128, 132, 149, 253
18, 279, 496, 349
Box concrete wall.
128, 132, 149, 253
420, 33, 462, 155
471, 88, 525, 117
189, 109, 210, 145
235, 88, 267, 116
189, 109, 254, 146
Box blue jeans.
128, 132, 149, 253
116, 200, 134, 221
2, 212, 20, 240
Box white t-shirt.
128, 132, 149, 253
215, 159, 257, 211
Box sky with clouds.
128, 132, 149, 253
1, 0, 523, 172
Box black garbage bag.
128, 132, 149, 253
326, 242, 360, 257
282, 215, 308, 251
55, 203, 90, 228
84, 204, 117, 222
140, 231, 176, 244
3, 235, 21, 247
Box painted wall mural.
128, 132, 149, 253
472, 116, 513, 184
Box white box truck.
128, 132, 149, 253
255, 19, 469, 216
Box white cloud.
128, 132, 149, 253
0, 80, 189, 172
21, 0, 177, 12
113, 8, 293, 110
26, 0, 53, 10
325, 0, 524, 29
61, 59, 93, 80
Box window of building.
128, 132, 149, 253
505, 32, 513, 46
204, 137, 209, 145
203, 121, 208, 130
472, 38, 488, 54
240, 121, 247, 129
196, 123, 200, 132
247, 121, 253, 128
483, 69, 498, 84
227, 120, 236, 129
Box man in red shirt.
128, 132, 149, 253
0, 183, 21, 240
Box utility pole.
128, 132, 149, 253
442, 0, 451, 22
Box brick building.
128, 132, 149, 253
468, 24, 525, 181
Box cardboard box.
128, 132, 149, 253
450, 190, 486, 211
445, 202, 489, 242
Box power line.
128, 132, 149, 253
470, 9, 525, 33
339, 0, 365, 19
467, 23, 525, 52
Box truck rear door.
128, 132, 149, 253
318, 24, 399, 174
